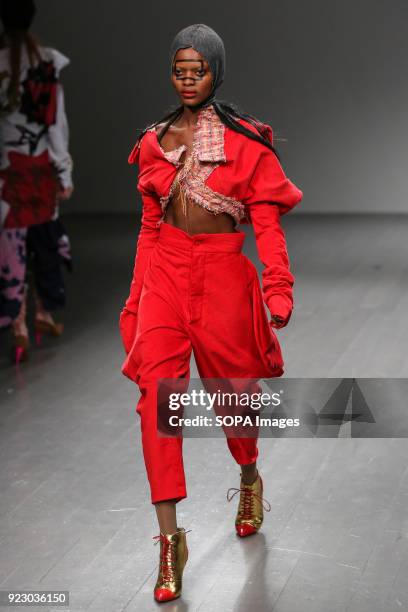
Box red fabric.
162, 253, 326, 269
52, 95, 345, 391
120, 119, 303, 339
247, 203, 295, 325
21, 60, 58, 126
119, 192, 163, 352
121, 221, 284, 504
0, 150, 59, 228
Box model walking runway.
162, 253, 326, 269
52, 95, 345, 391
119, 23, 302, 602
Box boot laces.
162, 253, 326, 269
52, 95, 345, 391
152, 529, 192, 583
227, 486, 272, 517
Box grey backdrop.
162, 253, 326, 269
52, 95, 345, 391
34, 1, 408, 214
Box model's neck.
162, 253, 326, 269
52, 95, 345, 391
181, 103, 212, 127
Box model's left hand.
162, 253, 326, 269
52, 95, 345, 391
270, 314, 286, 329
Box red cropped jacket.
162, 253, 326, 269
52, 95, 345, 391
120, 114, 303, 354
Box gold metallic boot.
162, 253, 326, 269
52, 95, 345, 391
227, 470, 271, 537
152, 527, 191, 602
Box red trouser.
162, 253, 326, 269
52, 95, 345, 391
122, 221, 285, 504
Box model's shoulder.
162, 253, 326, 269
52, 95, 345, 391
129, 118, 181, 162
228, 117, 273, 148
154, 122, 170, 133
40, 47, 70, 74
128, 126, 158, 165
230, 116, 273, 145
232, 116, 257, 131
224, 116, 274, 166
152, 121, 185, 137
140, 119, 175, 138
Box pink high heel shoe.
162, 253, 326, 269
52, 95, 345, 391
11, 287, 29, 365
12, 334, 29, 365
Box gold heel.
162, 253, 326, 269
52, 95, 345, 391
227, 470, 271, 537
152, 526, 191, 602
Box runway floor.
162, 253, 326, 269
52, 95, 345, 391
1, 213, 408, 611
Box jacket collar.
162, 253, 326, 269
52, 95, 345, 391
128, 104, 235, 166
194, 104, 227, 163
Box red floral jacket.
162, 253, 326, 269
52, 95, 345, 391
120, 110, 303, 354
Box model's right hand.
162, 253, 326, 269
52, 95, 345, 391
57, 185, 74, 201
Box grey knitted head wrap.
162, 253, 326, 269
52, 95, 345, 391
169, 23, 225, 110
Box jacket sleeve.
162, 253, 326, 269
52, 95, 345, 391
48, 82, 73, 189
244, 143, 303, 327
119, 189, 162, 353
46, 49, 73, 190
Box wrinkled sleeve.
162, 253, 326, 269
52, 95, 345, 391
247, 203, 295, 326
119, 137, 162, 354
48, 83, 73, 189
244, 144, 303, 327
47, 49, 72, 189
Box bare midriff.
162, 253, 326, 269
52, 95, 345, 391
162, 149, 238, 236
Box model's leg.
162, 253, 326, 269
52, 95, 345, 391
189, 247, 278, 535
189, 254, 266, 469
0, 228, 27, 330
11, 282, 28, 337
123, 304, 191, 601
26, 221, 66, 344
0, 228, 29, 363
26, 221, 66, 318
122, 272, 193, 603
10, 282, 29, 364
240, 463, 258, 485
155, 500, 179, 535
123, 289, 192, 511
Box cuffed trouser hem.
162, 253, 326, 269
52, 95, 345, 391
151, 491, 187, 505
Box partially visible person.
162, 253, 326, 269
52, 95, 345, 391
0, 0, 74, 364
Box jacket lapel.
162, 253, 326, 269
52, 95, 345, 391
195, 105, 227, 163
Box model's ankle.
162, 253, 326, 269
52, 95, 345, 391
35, 310, 55, 324
241, 468, 259, 485
161, 528, 179, 536
11, 321, 28, 338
